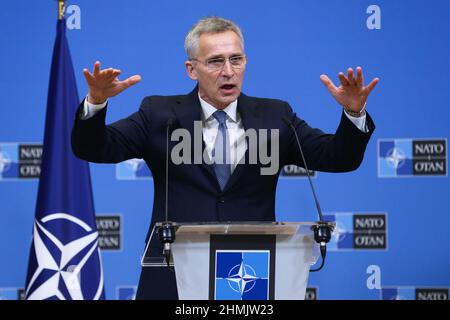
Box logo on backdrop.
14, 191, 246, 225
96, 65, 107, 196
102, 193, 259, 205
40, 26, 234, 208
25, 213, 103, 300
0, 288, 24, 300
215, 250, 270, 300
116, 286, 137, 300
116, 158, 152, 179
96, 215, 121, 250
381, 287, 449, 300
0, 143, 42, 180
378, 139, 447, 177
280, 165, 316, 178
324, 213, 388, 251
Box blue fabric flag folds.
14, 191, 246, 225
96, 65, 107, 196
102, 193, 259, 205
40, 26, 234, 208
24, 19, 105, 300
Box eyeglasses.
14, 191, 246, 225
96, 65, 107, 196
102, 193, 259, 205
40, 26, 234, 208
190, 55, 247, 71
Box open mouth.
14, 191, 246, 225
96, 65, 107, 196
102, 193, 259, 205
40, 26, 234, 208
220, 84, 236, 91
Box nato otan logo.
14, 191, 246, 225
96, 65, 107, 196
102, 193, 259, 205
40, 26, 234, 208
96, 215, 121, 251
215, 250, 269, 300
280, 165, 316, 178
381, 287, 449, 300
324, 213, 387, 251
378, 139, 447, 177
0, 143, 42, 180
116, 158, 152, 180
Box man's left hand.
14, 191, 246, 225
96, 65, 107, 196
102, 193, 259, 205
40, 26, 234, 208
320, 67, 379, 112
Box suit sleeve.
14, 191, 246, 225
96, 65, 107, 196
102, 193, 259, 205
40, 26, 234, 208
71, 97, 151, 163
283, 102, 375, 172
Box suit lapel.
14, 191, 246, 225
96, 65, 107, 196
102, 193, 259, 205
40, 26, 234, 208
172, 86, 201, 141
171, 86, 218, 185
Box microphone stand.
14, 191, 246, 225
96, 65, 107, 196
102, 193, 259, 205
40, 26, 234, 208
282, 116, 334, 272
158, 119, 175, 267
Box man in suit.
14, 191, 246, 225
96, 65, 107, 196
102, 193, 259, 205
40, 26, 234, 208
71, 17, 379, 299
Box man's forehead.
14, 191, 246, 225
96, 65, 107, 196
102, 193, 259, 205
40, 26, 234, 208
197, 31, 243, 57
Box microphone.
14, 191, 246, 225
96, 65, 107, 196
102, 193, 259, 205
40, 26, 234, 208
282, 116, 333, 272
158, 118, 176, 267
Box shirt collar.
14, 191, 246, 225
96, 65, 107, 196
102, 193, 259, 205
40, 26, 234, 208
198, 93, 238, 123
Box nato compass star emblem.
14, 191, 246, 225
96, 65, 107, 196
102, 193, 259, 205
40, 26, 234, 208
386, 147, 406, 169
331, 220, 347, 244
25, 213, 104, 300
0, 150, 11, 174
215, 250, 270, 300
226, 261, 259, 295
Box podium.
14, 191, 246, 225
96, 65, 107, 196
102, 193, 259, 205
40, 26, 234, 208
141, 221, 333, 300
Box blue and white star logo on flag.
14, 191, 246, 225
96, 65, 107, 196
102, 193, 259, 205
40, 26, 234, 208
25, 213, 104, 300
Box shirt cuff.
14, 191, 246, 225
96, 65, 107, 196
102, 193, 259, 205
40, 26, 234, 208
344, 110, 369, 133
81, 96, 107, 120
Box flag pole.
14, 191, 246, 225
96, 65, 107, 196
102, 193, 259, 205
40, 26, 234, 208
58, 0, 65, 20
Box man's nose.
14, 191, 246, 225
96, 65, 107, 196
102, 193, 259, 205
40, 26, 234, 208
220, 59, 235, 77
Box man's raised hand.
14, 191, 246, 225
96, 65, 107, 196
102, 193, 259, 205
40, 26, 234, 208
83, 61, 141, 104
320, 67, 379, 113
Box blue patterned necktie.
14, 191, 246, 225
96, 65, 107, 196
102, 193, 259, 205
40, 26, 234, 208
212, 110, 231, 190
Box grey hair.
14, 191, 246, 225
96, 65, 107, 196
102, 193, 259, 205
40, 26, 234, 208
184, 16, 244, 59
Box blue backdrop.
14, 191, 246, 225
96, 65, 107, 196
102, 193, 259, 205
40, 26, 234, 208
1, 0, 449, 300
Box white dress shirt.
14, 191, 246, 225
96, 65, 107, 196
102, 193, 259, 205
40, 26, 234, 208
198, 95, 246, 173
82, 94, 368, 173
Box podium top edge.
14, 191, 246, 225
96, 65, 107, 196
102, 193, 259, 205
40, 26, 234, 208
154, 221, 335, 235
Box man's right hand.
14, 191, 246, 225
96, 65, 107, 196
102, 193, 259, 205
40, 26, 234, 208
83, 61, 141, 104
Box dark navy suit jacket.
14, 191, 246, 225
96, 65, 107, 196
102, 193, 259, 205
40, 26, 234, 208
71, 86, 375, 299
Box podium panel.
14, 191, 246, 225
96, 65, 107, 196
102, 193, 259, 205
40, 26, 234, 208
141, 222, 330, 300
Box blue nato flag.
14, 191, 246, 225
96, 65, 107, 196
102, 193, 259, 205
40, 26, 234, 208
24, 18, 105, 300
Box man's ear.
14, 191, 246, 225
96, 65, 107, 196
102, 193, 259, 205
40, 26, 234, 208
185, 60, 198, 80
